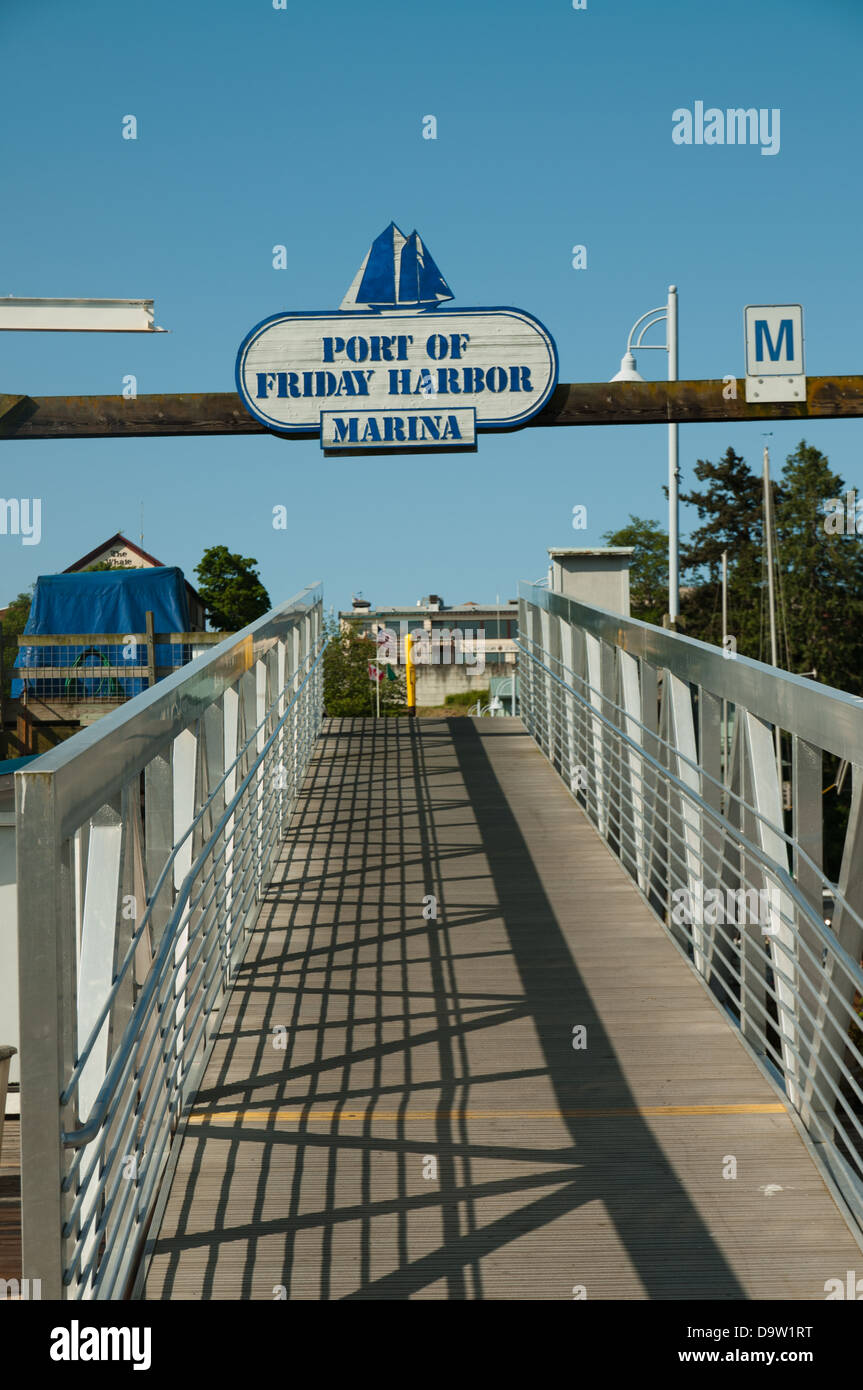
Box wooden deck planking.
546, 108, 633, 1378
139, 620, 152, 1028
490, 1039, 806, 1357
143, 717, 861, 1300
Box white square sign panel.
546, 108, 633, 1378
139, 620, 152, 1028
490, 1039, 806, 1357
744, 304, 806, 403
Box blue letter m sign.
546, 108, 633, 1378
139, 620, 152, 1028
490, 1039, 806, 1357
755, 318, 794, 363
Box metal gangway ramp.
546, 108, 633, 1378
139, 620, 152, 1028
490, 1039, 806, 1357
15, 582, 863, 1300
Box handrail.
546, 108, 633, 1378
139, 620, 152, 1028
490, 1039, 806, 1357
518, 581, 863, 1236
16, 582, 325, 1299
514, 630, 863, 954
515, 634, 863, 978
61, 639, 326, 1147
520, 581, 863, 765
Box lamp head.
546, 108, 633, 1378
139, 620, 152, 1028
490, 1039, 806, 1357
610, 351, 644, 383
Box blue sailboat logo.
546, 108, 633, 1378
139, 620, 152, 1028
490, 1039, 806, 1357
340, 222, 454, 312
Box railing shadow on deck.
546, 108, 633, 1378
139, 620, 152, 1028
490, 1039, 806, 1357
145, 716, 747, 1300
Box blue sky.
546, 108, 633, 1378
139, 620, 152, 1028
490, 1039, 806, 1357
1, 0, 861, 615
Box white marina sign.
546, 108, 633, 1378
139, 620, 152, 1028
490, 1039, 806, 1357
235, 223, 558, 452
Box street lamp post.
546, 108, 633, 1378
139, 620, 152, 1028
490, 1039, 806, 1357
611, 286, 679, 624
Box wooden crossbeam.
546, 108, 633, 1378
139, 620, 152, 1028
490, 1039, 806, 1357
16, 665, 184, 680
1, 377, 863, 439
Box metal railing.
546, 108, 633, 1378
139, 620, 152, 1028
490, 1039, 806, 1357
16, 584, 324, 1298
518, 582, 863, 1235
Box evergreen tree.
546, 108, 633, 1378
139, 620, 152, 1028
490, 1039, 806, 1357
674, 439, 860, 875
773, 440, 863, 695
603, 443, 861, 877
679, 446, 774, 658
601, 516, 668, 625
681, 446, 770, 577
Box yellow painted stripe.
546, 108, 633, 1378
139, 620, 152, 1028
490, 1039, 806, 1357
186, 1103, 786, 1125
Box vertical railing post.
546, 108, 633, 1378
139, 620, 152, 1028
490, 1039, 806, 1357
558, 618, 578, 794
742, 711, 798, 1105
584, 633, 608, 838
222, 686, 239, 980
276, 637, 287, 833
198, 697, 226, 1038
639, 660, 663, 914
529, 605, 546, 748
171, 726, 197, 1101
539, 609, 554, 762
619, 649, 647, 890
811, 765, 863, 1127
144, 750, 172, 952
697, 687, 723, 985
313, 602, 324, 736
255, 657, 267, 898
665, 673, 706, 976
301, 610, 313, 766
76, 798, 124, 1295
792, 736, 826, 1127
517, 597, 531, 735
290, 625, 301, 804
16, 767, 77, 1299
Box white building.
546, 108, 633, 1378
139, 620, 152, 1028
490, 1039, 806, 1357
340, 593, 518, 706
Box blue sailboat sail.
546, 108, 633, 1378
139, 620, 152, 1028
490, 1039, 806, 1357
341, 222, 453, 311
355, 223, 401, 307
398, 231, 453, 307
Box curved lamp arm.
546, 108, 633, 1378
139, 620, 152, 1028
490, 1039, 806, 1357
627, 306, 669, 353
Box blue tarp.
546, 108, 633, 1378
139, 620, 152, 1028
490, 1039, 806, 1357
13, 568, 192, 699
0, 755, 41, 774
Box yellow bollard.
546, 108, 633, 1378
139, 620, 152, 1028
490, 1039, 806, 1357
405, 631, 417, 718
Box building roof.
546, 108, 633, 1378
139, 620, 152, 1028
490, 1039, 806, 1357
64, 532, 204, 604
339, 602, 518, 618
547, 547, 635, 558
65, 531, 167, 572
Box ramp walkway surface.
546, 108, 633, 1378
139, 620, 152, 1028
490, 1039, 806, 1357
142, 717, 860, 1300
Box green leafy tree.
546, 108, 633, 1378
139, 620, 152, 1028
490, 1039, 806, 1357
322, 616, 406, 716
380, 659, 407, 715
602, 516, 669, 625
1, 589, 33, 702
193, 545, 270, 631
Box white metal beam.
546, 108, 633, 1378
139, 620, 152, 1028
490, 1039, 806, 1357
0, 296, 166, 332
